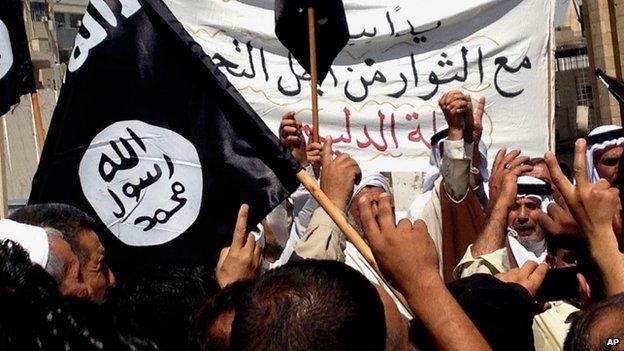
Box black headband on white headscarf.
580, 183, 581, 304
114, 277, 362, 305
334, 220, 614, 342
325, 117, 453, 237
516, 176, 553, 211
508, 176, 552, 266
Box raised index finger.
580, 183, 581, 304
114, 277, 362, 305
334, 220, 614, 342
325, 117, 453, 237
473, 96, 485, 125
321, 136, 334, 168
529, 263, 549, 286
573, 138, 589, 189
358, 195, 382, 246
377, 193, 396, 232
231, 204, 249, 249
492, 148, 507, 172
544, 151, 574, 200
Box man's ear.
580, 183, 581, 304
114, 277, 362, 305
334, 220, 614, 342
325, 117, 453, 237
577, 273, 591, 310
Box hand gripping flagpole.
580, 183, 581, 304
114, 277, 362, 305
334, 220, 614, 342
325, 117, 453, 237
296, 170, 414, 318
277, 0, 412, 317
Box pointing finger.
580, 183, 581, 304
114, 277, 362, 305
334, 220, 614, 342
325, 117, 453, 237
321, 136, 334, 168
359, 195, 382, 246
232, 204, 249, 249
544, 151, 575, 201
573, 139, 589, 190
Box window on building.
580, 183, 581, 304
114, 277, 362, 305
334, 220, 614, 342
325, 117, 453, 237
555, 51, 589, 72
30, 2, 49, 22
59, 49, 72, 65
54, 13, 67, 28
577, 83, 593, 107
69, 14, 83, 28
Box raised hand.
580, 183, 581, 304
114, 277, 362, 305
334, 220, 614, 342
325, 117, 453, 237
359, 192, 438, 294
306, 140, 322, 169
488, 148, 533, 211
439, 91, 471, 141
279, 112, 307, 165
320, 136, 361, 211
545, 140, 620, 239
216, 204, 263, 288
495, 261, 549, 298
533, 191, 582, 237
469, 96, 486, 145
544, 139, 624, 295
359, 192, 492, 350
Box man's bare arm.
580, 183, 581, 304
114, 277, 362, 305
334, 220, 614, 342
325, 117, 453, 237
470, 149, 533, 257
359, 193, 491, 351
544, 140, 624, 295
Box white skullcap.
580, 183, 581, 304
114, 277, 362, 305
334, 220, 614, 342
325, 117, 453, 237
353, 171, 391, 197
586, 125, 624, 183
0, 219, 50, 267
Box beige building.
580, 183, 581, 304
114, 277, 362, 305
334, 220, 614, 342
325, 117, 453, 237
583, 0, 624, 126
21, 0, 88, 90
554, 0, 592, 142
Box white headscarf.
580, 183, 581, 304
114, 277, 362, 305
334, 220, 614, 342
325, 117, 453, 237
516, 176, 554, 212
507, 176, 552, 265
586, 125, 624, 183
0, 219, 50, 267
353, 171, 392, 197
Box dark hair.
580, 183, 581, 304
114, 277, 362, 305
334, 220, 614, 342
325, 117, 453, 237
527, 157, 547, 166
10, 203, 97, 262
108, 264, 219, 351
564, 293, 624, 351
230, 260, 386, 351
0, 239, 156, 351
190, 281, 251, 351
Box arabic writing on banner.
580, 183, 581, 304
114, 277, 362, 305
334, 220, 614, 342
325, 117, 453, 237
164, 0, 554, 171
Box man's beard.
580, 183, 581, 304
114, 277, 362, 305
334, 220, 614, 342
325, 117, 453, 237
516, 234, 547, 257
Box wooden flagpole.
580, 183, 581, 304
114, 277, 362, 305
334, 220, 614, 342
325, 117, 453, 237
298, 169, 375, 264
30, 92, 46, 154
302, 6, 412, 317
297, 170, 414, 317
0, 118, 9, 218
307, 7, 321, 177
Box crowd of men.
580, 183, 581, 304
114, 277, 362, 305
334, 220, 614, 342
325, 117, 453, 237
2, 89, 624, 351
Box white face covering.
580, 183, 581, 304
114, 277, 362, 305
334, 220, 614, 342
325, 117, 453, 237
507, 228, 547, 266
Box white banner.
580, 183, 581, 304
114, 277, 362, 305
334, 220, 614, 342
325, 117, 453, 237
164, 0, 555, 171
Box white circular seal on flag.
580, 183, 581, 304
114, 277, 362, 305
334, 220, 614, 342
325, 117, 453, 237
79, 120, 203, 246
0, 19, 14, 79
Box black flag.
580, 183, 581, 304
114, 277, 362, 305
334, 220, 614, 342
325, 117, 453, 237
0, 0, 36, 116
275, 0, 349, 84
29, 0, 301, 275
596, 68, 624, 105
